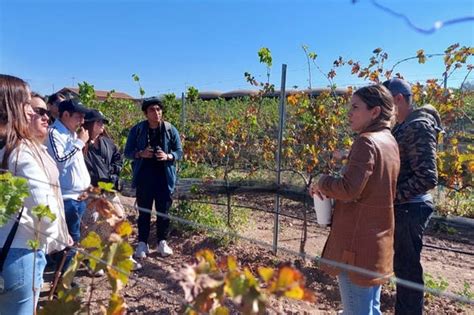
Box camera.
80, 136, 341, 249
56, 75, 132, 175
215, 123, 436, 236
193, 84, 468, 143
152, 145, 162, 154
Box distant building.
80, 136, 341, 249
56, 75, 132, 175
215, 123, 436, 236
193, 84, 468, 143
56, 87, 136, 102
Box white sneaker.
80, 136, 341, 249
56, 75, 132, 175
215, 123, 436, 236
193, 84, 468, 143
86, 267, 105, 277
134, 241, 149, 259
85, 261, 105, 277
158, 240, 173, 257
130, 257, 143, 271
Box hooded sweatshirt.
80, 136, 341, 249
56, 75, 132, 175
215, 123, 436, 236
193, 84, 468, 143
392, 104, 443, 204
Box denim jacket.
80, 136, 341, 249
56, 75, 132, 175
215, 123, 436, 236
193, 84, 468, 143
124, 120, 183, 192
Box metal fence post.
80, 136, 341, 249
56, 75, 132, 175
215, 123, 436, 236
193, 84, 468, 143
181, 92, 186, 130
273, 64, 287, 255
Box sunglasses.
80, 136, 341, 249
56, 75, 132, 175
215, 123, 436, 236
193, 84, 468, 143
33, 107, 51, 118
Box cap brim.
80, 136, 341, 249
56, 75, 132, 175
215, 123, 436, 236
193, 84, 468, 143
85, 117, 109, 124
75, 105, 91, 114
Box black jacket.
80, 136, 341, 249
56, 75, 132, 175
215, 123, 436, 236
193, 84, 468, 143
84, 136, 123, 190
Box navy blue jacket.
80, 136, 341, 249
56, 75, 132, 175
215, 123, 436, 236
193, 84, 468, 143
124, 120, 183, 191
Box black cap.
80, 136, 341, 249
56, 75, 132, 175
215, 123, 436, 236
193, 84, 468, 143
85, 109, 109, 124
141, 97, 163, 112
58, 99, 90, 114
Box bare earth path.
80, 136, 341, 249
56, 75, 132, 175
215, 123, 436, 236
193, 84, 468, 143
41, 194, 473, 314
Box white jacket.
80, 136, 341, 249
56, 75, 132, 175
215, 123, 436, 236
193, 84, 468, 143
0, 142, 70, 254
46, 119, 91, 200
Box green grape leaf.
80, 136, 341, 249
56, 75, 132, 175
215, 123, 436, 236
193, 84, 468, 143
81, 231, 103, 249
27, 239, 40, 250
32, 204, 56, 222
98, 181, 115, 192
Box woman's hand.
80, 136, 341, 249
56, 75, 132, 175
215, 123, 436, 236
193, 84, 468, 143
67, 235, 74, 247
78, 190, 89, 201
333, 149, 349, 161
309, 181, 325, 200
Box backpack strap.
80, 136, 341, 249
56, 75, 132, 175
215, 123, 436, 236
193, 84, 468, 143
0, 207, 24, 272
163, 121, 173, 140
136, 121, 173, 145
0, 150, 26, 272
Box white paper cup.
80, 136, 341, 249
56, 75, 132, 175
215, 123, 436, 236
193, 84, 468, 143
313, 195, 333, 226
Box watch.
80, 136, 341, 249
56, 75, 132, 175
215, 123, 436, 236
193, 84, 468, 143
167, 154, 173, 161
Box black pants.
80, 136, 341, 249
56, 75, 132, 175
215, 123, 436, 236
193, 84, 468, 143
394, 201, 434, 315
136, 183, 172, 244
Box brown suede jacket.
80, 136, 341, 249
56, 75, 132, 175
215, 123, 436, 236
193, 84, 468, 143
318, 123, 400, 287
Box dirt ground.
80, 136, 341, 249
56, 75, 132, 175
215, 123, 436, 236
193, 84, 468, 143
40, 194, 474, 314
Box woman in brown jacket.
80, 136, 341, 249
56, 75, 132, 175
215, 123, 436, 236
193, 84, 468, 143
311, 84, 400, 314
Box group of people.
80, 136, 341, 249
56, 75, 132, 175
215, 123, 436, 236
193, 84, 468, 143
310, 79, 441, 314
0, 74, 182, 314
1, 73, 440, 315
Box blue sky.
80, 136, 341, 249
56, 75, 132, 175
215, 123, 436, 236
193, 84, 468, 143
1, 0, 473, 98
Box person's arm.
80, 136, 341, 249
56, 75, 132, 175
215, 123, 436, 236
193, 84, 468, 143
109, 139, 123, 176
318, 136, 376, 201
124, 125, 139, 160
46, 127, 85, 169
168, 126, 183, 162
14, 147, 58, 231
396, 122, 438, 202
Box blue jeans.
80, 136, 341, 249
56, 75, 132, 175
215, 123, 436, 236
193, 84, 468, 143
337, 272, 382, 315
0, 248, 46, 315
62, 199, 86, 272
394, 201, 434, 315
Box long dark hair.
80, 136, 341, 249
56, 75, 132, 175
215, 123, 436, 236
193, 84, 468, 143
0, 74, 32, 168
82, 120, 111, 156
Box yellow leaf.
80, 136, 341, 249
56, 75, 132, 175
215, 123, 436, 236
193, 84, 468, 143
81, 231, 102, 249
115, 221, 132, 237
107, 293, 127, 315
468, 161, 474, 173
258, 267, 274, 282
243, 267, 257, 286
227, 256, 238, 272
287, 95, 298, 106
196, 249, 216, 269
214, 306, 230, 315
284, 286, 304, 300
276, 266, 302, 288
417, 49, 426, 64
